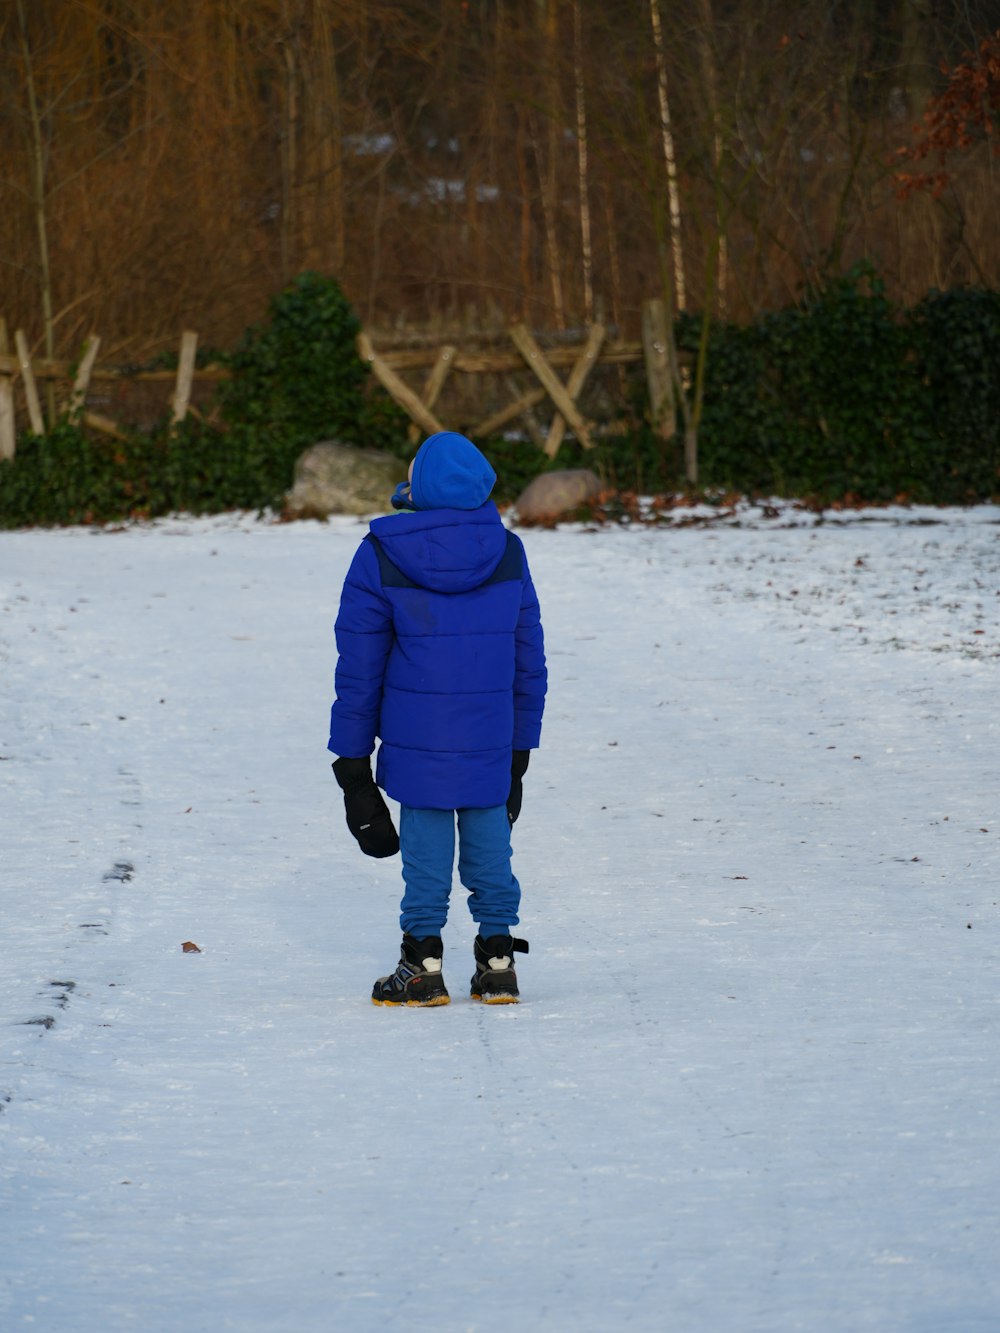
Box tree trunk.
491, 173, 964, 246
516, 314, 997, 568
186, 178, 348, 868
16, 0, 56, 421
573, 1, 594, 324
648, 0, 686, 312
281, 41, 298, 283
537, 0, 565, 326
695, 0, 726, 317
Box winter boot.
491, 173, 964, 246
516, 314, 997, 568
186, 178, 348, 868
372, 934, 450, 1007
470, 934, 529, 1005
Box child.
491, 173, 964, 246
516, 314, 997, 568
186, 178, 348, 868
329, 431, 547, 1006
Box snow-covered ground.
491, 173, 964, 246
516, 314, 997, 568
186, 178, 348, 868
1, 502, 998, 1333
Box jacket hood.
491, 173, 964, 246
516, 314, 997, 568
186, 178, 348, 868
369, 503, 507, 594
409, 432, 496, 510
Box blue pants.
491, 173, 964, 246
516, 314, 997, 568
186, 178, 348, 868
398, 805, 520, 939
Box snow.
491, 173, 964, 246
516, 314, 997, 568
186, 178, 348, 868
1, 502, 998, 1332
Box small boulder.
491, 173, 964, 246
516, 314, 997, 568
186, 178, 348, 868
284, 441, 407, 519
514, 469, 604, 524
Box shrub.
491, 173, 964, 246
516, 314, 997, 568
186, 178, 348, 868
217, 271, 408, 505
0, 421, 124, 528
694, 265, 939, 501
0, 273, 410, 527
906, 286, 1000, 501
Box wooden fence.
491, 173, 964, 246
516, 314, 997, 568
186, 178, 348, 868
0, 300, 684, 470
0, 323, 218, 459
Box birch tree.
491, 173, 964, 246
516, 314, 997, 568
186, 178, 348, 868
648, 0, 686, 312
573, 0, 594, 324
13, 0, 55, 370
536, 0, 566, 327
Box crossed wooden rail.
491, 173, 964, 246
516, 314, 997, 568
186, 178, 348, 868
357, 303, 684, 455
359, 323, 621, 455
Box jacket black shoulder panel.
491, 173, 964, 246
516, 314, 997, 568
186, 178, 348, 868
364, 532, 418, 588
365, 528, 523, 591
482, 530, 524, 586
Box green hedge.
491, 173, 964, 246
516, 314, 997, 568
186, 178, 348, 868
689, 268, 1000, 504
905, 286, 1000, 500
1, 267, 997, 528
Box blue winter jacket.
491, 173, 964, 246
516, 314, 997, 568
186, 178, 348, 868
328, 437, 547, 810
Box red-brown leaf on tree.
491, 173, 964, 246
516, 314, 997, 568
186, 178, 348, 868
894, 28, 1000, 198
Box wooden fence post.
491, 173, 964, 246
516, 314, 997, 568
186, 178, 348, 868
68, 335, 101, 419
0, 320, 15, 461
508, 323, 595, 449
171, 330, 199, 425
14, 330, 45, 436
470, 387, 548, 441
84, 411, 128, 441
544, 322, 606, 458
506, 376, 547, 451
357, 330, 445, 437
407, 344, 456, 444
641, 298, 675, 442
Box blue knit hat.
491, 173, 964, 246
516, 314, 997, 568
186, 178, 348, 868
391, 432, 496, 511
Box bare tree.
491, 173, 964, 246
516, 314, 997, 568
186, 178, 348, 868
648, 0, 686, 312
535, 0, 566, 327
13, 0, 55, 367
573, 0, 594, 324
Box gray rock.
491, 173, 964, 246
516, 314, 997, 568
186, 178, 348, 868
514, 468, 604, 524
284, 441, 407, 518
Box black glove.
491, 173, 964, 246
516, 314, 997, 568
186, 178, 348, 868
332, 757, 399, 858
507, 750, 530, 827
